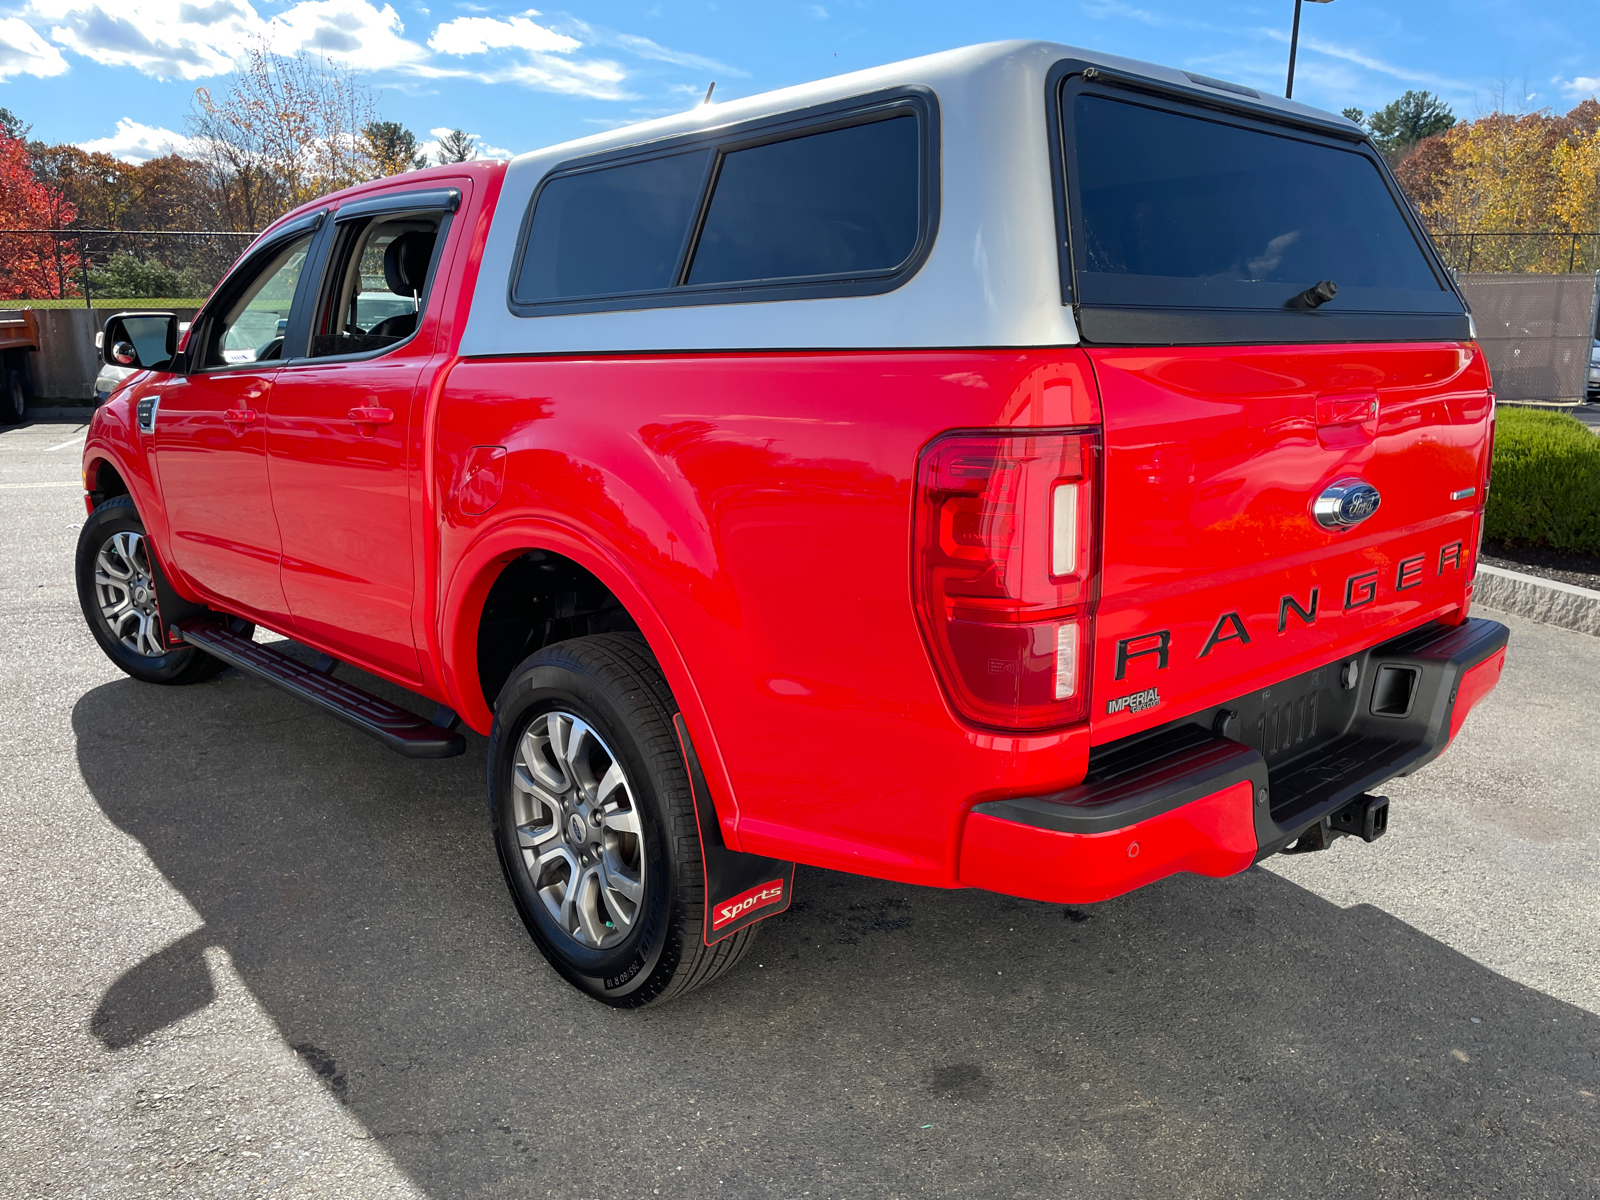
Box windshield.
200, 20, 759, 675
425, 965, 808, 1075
1067, 93, 1453, 315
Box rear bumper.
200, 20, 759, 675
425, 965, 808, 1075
958, 617, 1509, 904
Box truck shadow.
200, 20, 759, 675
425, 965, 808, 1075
73, 669, 1599, 1200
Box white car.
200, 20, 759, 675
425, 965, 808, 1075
92, 361, 135, 404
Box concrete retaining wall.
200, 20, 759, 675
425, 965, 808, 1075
0, 307, 198, 402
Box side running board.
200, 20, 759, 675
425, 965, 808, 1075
176, 620, 466, 759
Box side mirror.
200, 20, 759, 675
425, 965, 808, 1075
102, 311, 179, 372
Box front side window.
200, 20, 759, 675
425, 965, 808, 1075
1064, 92, 1451, 314
310, 211, 444, 358
510, 96, 931, 313
203, 234, 313, 368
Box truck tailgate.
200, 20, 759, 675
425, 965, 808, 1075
1087, 341, 1492, 742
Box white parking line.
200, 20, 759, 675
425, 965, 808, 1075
45, 435, 87, 452
0, 481, 79, 489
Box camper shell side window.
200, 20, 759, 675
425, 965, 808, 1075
507, 87, 940, 317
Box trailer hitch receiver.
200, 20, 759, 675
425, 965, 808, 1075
1283, 793, 1390, 854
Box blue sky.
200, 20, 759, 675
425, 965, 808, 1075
1, 0, 1597, 164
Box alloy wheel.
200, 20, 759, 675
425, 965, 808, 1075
511, 711, 646, 950
94, 530, 164, 658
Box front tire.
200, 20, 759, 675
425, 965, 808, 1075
75, 496, 235, 685
487, 634, 757, 1007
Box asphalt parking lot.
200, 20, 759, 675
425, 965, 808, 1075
3, 413, 1597, 1200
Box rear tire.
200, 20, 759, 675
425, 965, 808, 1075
1, 369, 23, 424
487, 633, 757, 1007
75, 496, 239, 685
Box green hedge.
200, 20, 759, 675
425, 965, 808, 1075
0, 298, 206, 310
1485, 407, 1600, 556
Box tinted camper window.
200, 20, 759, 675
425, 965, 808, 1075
1069, 94, 1445, 312
508, 91, 935, 315
515, 150, 711, 301
687, 115, 920, 286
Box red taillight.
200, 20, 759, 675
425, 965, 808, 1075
913, 430, 1099, 731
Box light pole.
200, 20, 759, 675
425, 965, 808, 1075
1285, 0, 1335, 99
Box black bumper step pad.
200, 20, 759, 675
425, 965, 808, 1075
975, 617, 1509, 858
176, 620, 466, 759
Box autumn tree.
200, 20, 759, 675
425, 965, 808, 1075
130, 154, 223, 230
27, 145, 135, 228
1552, 100, 1600, 235
435, 128, 477, 165
365, 120, 427, 176
189, 41, 379, 229
1393, 100, 1600, 272
0, 131, 78, 299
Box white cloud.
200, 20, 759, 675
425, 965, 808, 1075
1553, 75, 1600, 99
0, 15, 69, 78
32, 0, 259, 79
263, 0, 429, 72
5, 1, 739, 103
425, 10, 629, 97
77, 117, 197, 162
24, 0, 427, 79
427, 11, 577, 55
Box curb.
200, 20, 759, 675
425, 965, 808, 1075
1475, 564, 1600, 636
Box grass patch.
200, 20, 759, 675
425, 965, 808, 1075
1485, 406, 1600, 556
0, 298, 206, 310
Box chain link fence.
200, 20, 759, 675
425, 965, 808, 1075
0, 229, 257, 307
1430, 231, 1600, 275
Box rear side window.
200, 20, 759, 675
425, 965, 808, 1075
687, 116, 919, 285
1052, 73, 1467, 344
509, 92, 935, 314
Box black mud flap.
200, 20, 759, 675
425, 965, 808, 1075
146, 540, 212, 647
673, 714, 795, 946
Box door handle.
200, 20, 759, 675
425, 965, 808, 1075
222, 408, 259, 426
348, 406, 394, 425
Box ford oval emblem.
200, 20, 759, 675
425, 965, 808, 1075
1312, 478, 1382, 530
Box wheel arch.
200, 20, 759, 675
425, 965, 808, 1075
81, 401, 204, 608
441, 516, 747, 849
84, 455, 130, 504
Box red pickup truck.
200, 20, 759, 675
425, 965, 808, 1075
77, 41, 1508, 1007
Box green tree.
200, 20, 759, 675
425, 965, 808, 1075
435, 128, 477, 165
1366, 91, 1456, 156
1341, 106, 1365, 125
0, 107, 29, 141
365, 120, 428, 177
